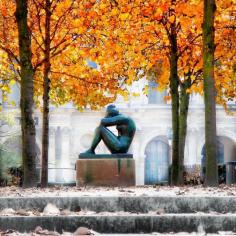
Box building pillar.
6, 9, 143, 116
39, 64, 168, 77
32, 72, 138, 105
186, 129, 199, 166
132, 137, 144, 186
59, 127, 74, 183
136, 154, 145, 185
48, 127, 56, 183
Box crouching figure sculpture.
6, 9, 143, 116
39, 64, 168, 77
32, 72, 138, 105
83, 104, 136, 154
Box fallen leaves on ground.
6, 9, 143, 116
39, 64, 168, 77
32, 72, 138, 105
1, 185, 236, 198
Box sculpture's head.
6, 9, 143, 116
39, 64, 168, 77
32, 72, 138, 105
106, 104, 119, 117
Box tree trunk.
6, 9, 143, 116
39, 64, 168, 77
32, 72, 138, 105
202, 0, 218, 186
41, 0, 51, 188
169, 28, 180, 186
15, 0, 37, 187
178, 78, 191, 184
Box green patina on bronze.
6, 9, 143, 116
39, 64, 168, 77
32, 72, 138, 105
81, 105, 136, 156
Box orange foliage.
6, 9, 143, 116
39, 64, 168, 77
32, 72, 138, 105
82, 0, 235, 106
0, 0, 235, 108
0, 0, 119, 110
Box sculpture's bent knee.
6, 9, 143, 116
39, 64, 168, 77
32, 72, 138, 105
95, 125, 102, 134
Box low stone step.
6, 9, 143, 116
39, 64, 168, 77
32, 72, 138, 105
0, 214, 236, 233
1, 196, 236, 213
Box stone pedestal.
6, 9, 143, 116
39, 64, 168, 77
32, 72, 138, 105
76, 154, 135, 186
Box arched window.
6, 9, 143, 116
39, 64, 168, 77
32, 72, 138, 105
201, 137, 225, 183
145, 137, 170, 184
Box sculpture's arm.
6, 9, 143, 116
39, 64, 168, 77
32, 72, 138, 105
101, 115, 126, 127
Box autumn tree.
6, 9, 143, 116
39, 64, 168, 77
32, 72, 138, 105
15, 0, 37, 187
0, 0, 119, 186
202, 0, 218, 187
30, 0, 119, 187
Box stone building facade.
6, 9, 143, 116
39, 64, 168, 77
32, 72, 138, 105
1, 81, 236, 185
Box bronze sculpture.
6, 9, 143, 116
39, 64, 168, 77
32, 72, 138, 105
83, 104, 136, 154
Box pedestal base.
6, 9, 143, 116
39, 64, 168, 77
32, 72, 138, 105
76, 158, 135, 187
